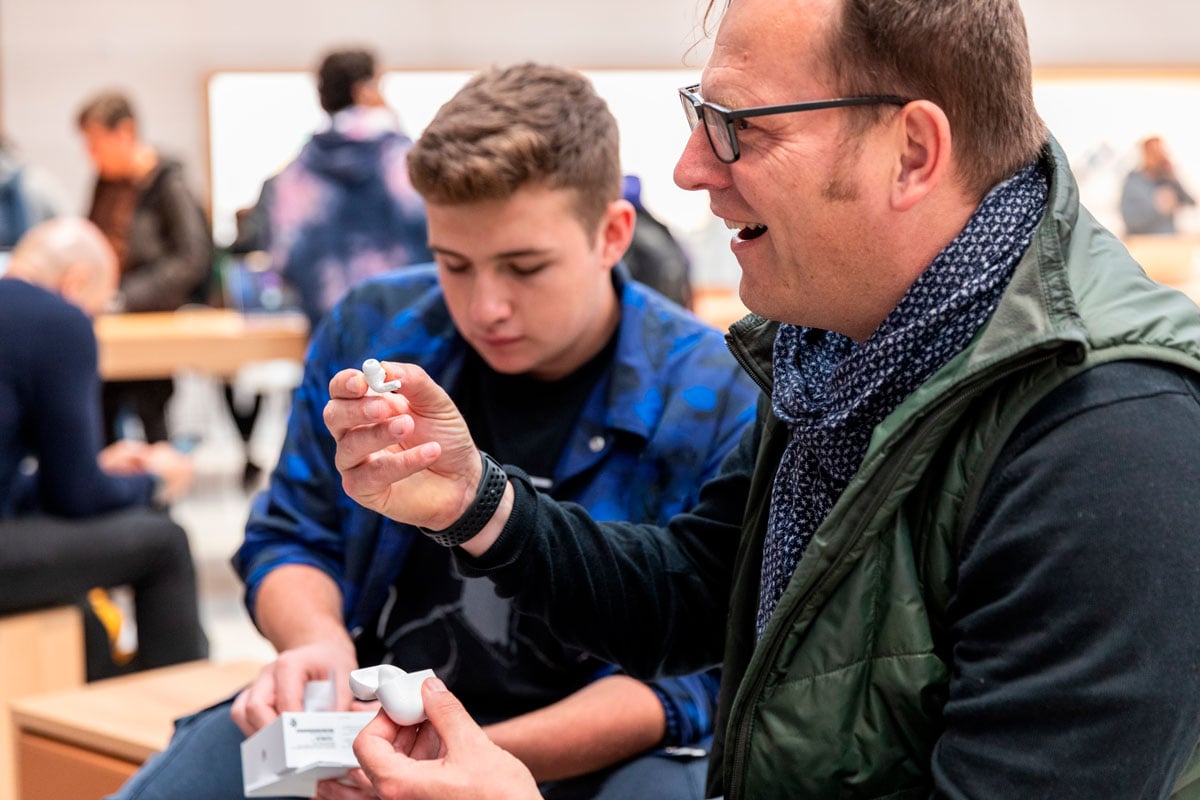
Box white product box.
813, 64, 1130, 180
240, 711, 375, 798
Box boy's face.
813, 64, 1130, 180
428, 184, 632, 381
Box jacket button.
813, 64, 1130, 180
588, 436, 606, 453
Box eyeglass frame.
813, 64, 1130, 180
679, 83, 911, 164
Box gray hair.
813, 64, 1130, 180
9, 218, 116, 291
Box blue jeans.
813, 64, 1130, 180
108, 699, 709, 800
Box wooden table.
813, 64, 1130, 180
11, 659, 262, 800
1123, 234, 1200, 287
692, 285, 750, 331
95, 308, 309, 381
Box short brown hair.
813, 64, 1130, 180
830, 0, 1046, 198
77, 91, 137, 130
703, 0, 1047, 199
317, 48, 376, 114
407, 63, 622, 234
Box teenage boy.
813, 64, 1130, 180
108, 63, 755, 800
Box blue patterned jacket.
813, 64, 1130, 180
233, 263, 756, 745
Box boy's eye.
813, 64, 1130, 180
509, 262, 549, 276
440, 260, 470, 274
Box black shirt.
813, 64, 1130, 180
455, 334, 618, 486
362, 333, 618, 722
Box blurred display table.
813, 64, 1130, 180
1124, 234, 1200, 288
692, 285, 749, 331
11, 659, 261, 800
96, 308, 309, 380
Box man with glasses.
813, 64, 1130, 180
332, 1, 1200, 798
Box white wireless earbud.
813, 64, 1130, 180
362, 359, 401, 393
349, 665, 436, 726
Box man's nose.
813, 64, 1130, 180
674, 124, 729, 193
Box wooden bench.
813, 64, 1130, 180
11, 659, 261, 800
0, 606, 86, 800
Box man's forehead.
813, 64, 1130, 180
703, 0, 836, 102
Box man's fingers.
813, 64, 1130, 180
328, 367, 370, 400
418, 678, 486, 752
328, 411, 414, 470
337, 442, 442, 500
323, 392, 410, 441
368, 363, 447, 408
354, 711, 413, 786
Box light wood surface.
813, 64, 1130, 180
692, 285, 750, 331
17, 733, 136, 800
95, 308, 309, 381
0, 606, 85, 800
1124, 234, 1200, 287
11, 659, 261, 765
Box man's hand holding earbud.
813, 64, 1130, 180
325, 362, 512, 553
342, 678, 539, 800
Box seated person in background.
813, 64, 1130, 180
267, 46, 431, 330
77, 90, 214, 444
0, 218, 207, 680
107, 62, 757, 800
1120, 135, 1196, 236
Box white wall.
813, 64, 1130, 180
2, 0, 1197, 252
0, 0, 715, 216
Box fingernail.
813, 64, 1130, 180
425, 677, 446, 693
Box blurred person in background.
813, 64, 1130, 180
77, 90, 214, 444
0, 135, 63, 250
620, 173, 693, 308
0, 218, 207, 679
266, 46, 431, 331
1120, 135, 1195, 235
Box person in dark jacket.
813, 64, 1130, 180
0, 218, 207, 680
267, 47, 431, 330
326, 3, 1200, 800
77, 91, 214, 444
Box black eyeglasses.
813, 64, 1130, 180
679, 84, 910, 164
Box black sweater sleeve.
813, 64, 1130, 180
455, 420, 760, 679
933, 360, 1200, 799
24, 301, 154, 516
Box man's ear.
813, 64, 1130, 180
597, 198, 637, 268
57, 264, 90, 309
889, 100, 953, 212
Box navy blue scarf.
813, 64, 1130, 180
757, 163, 1049, 636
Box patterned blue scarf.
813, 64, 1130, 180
756, 163, 1049, 636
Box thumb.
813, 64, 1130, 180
353, 710, 407, 781
420, 678, 487, 751
385, 362, 454, 412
